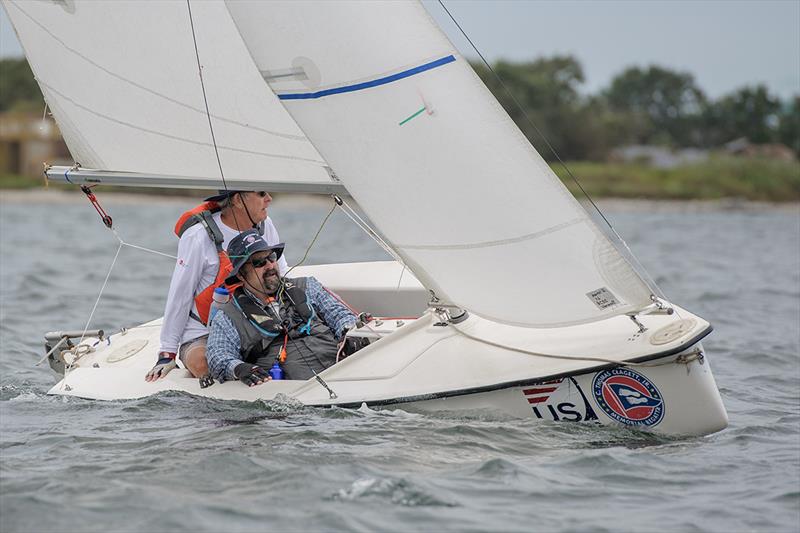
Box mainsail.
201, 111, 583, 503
2, 0, 333, 190
225, 0, 655, 327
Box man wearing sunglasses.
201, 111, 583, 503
205, 229, 357, 386
146, 190, 288, 383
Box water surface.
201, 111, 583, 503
1, 192, 798, 532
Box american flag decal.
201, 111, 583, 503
523, 379, 564, 404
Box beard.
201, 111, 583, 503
261, 268, 281, 295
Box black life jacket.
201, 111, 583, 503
220, 277, 339, 380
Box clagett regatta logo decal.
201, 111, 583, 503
592, 368, 664, 426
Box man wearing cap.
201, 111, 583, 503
205, 229, 357, 386
145, 190, 288, 382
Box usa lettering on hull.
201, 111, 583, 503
521, 377, 598, 422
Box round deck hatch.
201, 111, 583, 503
107, 339, 148, 363
650, 319, 696, 345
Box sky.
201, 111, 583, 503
2, 0, 798, 100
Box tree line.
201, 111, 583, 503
473, 56, 798, 160
2, 56, 798, 161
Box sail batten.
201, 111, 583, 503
226, 0, 655, 327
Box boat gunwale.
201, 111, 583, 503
314, 324, 714, 408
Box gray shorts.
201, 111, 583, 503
177, 335, 208, 368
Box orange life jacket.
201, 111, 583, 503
174, 201, 234, 326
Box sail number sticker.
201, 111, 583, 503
592, 368, 664, 427
586, 287, 619, 309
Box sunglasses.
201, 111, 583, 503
235, 191, 269, 199
249, 251, 278, 268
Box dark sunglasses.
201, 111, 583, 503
236, 191, 269, 199
249, 251, 278, 268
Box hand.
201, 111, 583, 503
198, 373, 215, 389
145, 354, 177, 382
233, 363, 272, 387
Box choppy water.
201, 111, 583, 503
1, 192, 798, 533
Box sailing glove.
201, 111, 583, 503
198, 373, 215, 389
145, 353, 177, 382
233, 363, 271, 387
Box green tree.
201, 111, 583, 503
778, 96, 800, 155
604, 65, 706, 146
472, 55, 593, 160
0, 58, 44, 112
703, 85, 782, 145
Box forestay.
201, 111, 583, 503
226, 0, 654, 327
2, 0, 332, 189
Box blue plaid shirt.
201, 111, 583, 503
206, 276, 357, 382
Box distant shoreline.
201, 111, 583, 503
2, 188, 796, 213
3, 156, 798, 203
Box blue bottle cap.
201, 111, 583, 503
214, 287, 229, 295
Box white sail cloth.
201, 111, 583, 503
226, 0, 655, 327
2, 0, 330, 187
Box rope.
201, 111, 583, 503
185, 0, 249, 234
436, 0, 615, 232
79, 241, 123, 344
336, 197, 406, 266
450, 321, 702, 369
329, 196, 414, 302
283, 198, 338, 279
186, 0, 227, 194
114, 233, 177, 260
435, 0, 671, 307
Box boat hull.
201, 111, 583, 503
396, 344, 727, 436
44, 261, 728, 436
47, 321, 727, 436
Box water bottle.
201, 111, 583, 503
269, 361, 284, 380
208, 286, 230, 323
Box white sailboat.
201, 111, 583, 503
5, 0, 728, 436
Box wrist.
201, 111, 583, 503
158, 351, 177, 361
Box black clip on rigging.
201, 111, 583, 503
80, 185, 113, 229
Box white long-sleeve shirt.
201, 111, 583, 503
159, 212, 287, 353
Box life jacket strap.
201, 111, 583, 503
194, 210, 224, 252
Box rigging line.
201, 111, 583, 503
435, 0, 617, 234
107, 227, 177, 260
450, 321, 702, 369
118, 241, 177, 260
336, 198, 406, 266
281, 197, 338, 282
437, 0, 669, 308
186, 0, 227, 189
395, 265, 407, 292
186, 0, 247, 234
79, 241, 123, 344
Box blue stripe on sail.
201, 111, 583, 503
277, 55, 456, 101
